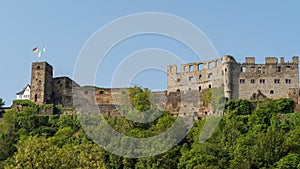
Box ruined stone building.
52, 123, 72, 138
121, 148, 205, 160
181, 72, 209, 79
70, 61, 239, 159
30, 62, 79, 108
167, 55, 299, 100
26, 55, 300, 117
167, 55, 299, 117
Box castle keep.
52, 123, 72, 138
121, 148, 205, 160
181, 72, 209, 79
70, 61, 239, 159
27, 55, 300, 118
30, 62, 79, 107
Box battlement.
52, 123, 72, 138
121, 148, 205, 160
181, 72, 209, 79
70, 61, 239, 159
243, 56, 299, 65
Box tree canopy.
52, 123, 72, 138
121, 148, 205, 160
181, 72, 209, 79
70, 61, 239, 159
0, 96, 300, 168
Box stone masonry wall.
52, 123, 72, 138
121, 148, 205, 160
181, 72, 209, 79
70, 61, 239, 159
238, 56, 299, 99
30, 62, 53, 104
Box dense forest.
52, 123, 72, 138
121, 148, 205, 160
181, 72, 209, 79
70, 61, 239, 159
0, 88, 300, 169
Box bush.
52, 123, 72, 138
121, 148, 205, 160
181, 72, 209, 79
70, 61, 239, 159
13, 100, 37, 108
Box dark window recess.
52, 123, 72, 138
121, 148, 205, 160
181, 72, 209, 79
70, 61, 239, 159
276, 66, 281, 72
260, 79, 265, 83
208, 84, 212, 88
34, 94, 38, 102
250, 79, 255, 84
99, 91, 104, 94
183, 66, 187, 71
270, 90, 274, 94
199, 86, 201, 91
286, 79, 291, 84
240, 79, 245, 84
37, 66, 40, 69
274, 79, 280, 84
199, 75, 202, 80
84, 91, 88, 94
177, 78, 180, 82
241, 67, 246, 72
208, 73, 213, 78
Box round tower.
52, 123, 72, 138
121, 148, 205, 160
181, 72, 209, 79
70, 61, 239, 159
223, 55, 239, 100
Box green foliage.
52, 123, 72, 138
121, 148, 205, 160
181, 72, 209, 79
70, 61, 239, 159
225, 99, 251, 116
57, 115, 80, 130
0, 98, 299, 168
276, 153, 300, 169
203, 87, 226, 111
0, 98, 4, 108
0, 109, 18, 163
12, 99, 36, 108
129, 86, 151, 112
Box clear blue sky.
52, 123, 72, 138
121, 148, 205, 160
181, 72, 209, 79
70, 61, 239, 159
1, 0, 300, 106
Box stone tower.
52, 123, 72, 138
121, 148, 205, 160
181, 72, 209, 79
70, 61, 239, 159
223, 55, 240, 100
30, 62, 53, 104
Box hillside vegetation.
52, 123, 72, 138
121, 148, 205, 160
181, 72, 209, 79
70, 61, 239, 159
0, 90, 300, 168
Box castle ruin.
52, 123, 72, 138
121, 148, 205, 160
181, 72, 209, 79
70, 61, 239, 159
28, 55, 300, 118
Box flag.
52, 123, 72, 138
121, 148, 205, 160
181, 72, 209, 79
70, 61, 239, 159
33, 47, 39, 53
42, 46, 46, 53
38, 51, 42, 58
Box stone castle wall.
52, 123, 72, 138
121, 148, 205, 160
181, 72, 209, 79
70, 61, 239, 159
238, 56, 299, 99
168, 55, 299, 100
53, 77, 80, 107
29, 55, 300, 117
30, 62, 53, 104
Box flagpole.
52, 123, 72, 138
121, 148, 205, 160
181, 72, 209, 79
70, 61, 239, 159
33, 46, 46, 62
43, 45, 46, 61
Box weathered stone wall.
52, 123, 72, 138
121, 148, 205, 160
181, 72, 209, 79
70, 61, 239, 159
223, 55, 240, 99
238, 56, 299, 99
167, 57, 225, 94
53, 77, 80, 107
168, 56, 299, 100
30, 62, 53, 104
29, 55, 300, 118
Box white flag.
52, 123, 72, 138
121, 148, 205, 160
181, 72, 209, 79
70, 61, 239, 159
38, 51, 42, 58
42, 46, 46, 53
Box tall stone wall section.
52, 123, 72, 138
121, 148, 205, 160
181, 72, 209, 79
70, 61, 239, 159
30, 62, 79, 108
167, 57, 225, 94
53, 77, 80, 107
238, 56, 299, 99
30, 62, 53, 104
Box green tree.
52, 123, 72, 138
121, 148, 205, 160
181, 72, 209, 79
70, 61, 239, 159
0, 98, 4, 108
276, 153, 300, 169
0, 109, 18, 168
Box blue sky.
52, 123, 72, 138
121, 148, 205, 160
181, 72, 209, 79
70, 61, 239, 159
1, 1, 300, 106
